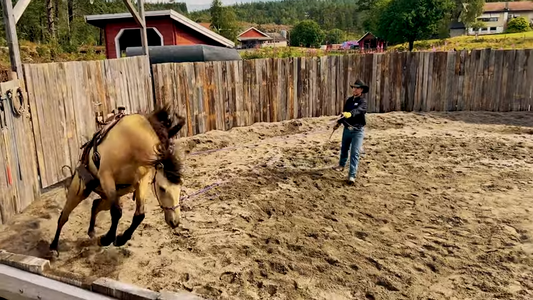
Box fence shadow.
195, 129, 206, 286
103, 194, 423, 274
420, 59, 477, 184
426, 111, 533, 128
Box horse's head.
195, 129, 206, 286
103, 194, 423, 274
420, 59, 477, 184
153, 154, 183, 229
146, 105, 186, 229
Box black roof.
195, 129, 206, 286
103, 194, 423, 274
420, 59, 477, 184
125, 45, 242, 64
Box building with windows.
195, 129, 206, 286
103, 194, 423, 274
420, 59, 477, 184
468, 1, 533, 35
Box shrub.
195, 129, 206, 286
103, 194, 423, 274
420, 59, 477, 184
506, 17, 530, 33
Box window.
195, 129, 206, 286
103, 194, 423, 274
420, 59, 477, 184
478, 17, 498, 22
490, 27, 497, 31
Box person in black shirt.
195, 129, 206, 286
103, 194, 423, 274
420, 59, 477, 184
332, 79, 368, 183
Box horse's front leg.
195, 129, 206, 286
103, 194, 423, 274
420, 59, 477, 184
114, 176, 150, 247
98, 171, 122, 247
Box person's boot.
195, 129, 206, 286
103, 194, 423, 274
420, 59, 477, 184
332, 165, 344, 172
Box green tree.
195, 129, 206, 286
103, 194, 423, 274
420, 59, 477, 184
375, 0, 454, 51
290, 20, 325, 48
506, 17, 530, 33
456, 0, 484, 27
362, 0, 390, 34
209, 0, 239, 42
324, 28, 346, 44
471, 20, 486, 31
190, 0, 367, 36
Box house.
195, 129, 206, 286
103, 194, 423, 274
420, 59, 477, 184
469, 1, 533, 35
357, 32, 387, 51
85, 10, 235, 59
237, 27, 288, 49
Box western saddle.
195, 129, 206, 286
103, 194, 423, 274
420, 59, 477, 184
76, 106, 127, 187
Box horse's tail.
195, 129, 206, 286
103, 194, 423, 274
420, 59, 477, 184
61, 165, 74, 192
61, 165, 73, 177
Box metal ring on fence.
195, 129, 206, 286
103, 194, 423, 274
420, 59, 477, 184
6, 88, 25, 117
14, 87, 25, 116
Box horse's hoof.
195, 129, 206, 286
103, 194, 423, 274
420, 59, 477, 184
49, 242, 58, 252
98, 235, 114, 247
113, 234, 129, 247
88, 230, 96, 239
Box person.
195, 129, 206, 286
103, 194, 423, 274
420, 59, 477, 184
332, 79, 369, 183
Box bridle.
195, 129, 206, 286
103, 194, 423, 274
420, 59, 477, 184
151, 165, 180, 212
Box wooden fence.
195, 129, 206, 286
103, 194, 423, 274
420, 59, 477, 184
153, 49, 533, 137
0, 79, 40, 225
23, 56, 153, 189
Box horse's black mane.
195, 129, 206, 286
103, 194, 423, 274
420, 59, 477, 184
145, 104, 185, 184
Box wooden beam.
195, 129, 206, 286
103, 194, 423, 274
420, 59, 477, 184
122, 0, 149, 56
13, 0, 32, 24
0, 264, 115, 300
137, 0, 149, 56
122, 0, 144, 27
0, 0, 23, 80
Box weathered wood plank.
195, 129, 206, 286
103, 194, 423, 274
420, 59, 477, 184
444, 52, 456, 111
514, 49, 526, 111
461, 50, 472, 111
423, 52, 433, 112
405, 52, 416, 111
381, 53, 390, 113
526, 49, 533, 111
433, 52, 447, 111
319, 56, 328, 116
500, 50, 514, 112
253, 59, 261, 123
234, 61, 245, 127
473, 49, 484, 111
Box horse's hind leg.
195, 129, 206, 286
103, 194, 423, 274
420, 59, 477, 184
50, 172, 91, 252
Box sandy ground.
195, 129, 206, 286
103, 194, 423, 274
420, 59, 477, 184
1, 111, 533, 300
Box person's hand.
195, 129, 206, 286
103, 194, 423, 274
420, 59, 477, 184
342, 112, 352, 118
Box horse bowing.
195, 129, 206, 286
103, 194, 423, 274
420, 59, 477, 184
50, 106, 185, 253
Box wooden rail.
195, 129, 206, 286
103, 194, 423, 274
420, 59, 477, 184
0, 249, 204, 300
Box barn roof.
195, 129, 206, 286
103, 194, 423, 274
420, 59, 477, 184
85, 10, 235, 48
237, 27, 269, 41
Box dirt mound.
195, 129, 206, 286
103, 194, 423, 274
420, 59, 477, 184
1, 111, 533, 300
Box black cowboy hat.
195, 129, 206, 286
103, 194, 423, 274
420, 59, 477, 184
350, 79, 369, 94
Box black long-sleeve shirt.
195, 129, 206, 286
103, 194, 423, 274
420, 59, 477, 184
337, 95, 368, 128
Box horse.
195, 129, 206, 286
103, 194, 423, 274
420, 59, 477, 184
50, 105, 186, 253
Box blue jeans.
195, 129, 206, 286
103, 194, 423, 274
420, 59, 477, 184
339, 126, 365, 178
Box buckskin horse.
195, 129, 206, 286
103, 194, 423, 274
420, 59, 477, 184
50, 105, 185, 253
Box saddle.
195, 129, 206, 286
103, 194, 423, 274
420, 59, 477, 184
76, 108, 127, 187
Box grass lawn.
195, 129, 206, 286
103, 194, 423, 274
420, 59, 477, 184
391, 31, 533, 51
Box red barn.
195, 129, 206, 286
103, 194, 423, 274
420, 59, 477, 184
237, 27, 287, 49
85, 10, 235, 59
